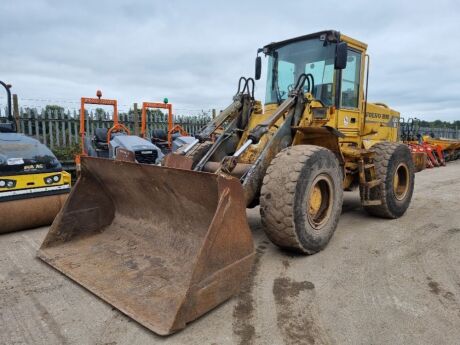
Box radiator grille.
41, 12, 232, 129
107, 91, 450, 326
134, 150, 158, 164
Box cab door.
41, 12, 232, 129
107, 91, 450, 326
336, 49, 363, 140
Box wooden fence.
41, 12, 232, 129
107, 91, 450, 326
1, 107, 458, 149
0, 108, 211, 149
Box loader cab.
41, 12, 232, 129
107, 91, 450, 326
257, 30, 367, 134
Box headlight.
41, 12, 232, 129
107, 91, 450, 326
44, 174, 61, 185
0, 179, 16, 188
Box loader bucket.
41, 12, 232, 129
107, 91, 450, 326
37, 157, 254, 335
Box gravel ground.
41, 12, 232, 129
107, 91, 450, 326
1, 161, 459, 345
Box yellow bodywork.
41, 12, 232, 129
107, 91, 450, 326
0, 171, 71, 194
422, 135, 460, 151
0, 170, 71, 234
237, 33, 400, 189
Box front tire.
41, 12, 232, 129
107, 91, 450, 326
260, 145, 343, 254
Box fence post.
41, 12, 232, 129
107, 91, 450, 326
19, 108, 24, 132
61, 110, 67, 147
72, 111, 76, 145
12, 94, 20, 132
42, 109, 47, 146
49, 110, 54, 149
133, 103, 139, 136
27, 109, 32, 136
54, 110, 60, 147
34, 111, 39, 141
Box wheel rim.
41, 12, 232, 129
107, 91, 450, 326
306, 174, 333, 230
393, 163, 410, 201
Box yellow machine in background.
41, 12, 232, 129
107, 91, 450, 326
422, 135, 460, 161
39, 31, 415, 335
0, 168, 71, 233
0, 81, 71, 233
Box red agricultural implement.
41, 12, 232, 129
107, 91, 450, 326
407, 142, 445, 169
400, 117, 447, 170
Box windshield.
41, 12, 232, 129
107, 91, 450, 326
0, 133, 61, 175
265, 38, 336, 105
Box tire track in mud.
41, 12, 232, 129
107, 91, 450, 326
423, 177, 460, 192
358, 221, 460, 343
272, 272, 330, 345
1, 253, 68, 345
423, 226, 460, 318
443, 228, 460, 287
361, 222, 439, 306
232, 241, 268, 345
29, 294, 69, 345
425, 276, 460, 317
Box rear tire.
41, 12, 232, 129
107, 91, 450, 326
260, 145, 343, 254
361, 142, 415, 218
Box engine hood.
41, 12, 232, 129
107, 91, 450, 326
109, 135, 164, 163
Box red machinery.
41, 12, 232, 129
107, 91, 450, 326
400, 117, 445, 170
407, 142, 445, 169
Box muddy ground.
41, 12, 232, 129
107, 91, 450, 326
1, 161, 459, 345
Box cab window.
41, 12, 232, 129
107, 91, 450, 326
277, 60, 295, 98
305, 60, 334, 106
340, 50, 361, 108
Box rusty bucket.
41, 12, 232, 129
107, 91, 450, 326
37, 157, 254, 335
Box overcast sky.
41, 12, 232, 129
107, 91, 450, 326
1, 0, 459, 120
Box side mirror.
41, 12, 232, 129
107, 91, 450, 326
255, 56, 262, 80
335, 42, 348, 69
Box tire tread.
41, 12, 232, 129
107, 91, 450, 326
362, 142, 413, 218
260, 145, 342, 253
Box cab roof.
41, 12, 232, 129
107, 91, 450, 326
261, 30, 367, 53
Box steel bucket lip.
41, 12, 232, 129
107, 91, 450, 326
82, 155, 220, 177
37, 248, 255, 335
36, 246, 182, 336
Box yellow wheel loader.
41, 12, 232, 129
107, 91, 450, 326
38, 30, 415, 335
